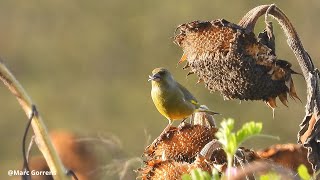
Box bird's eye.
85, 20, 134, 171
159, 71, 166, 75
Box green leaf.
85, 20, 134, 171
182, 169, 215, 180
216, 119, 263, 157
259, 171, 281, 180
298, 164, 311, 180
211, 169, 220, 180
181, 174, 192, 180
216, 118, 263, 178
236, 121, 262, 145
216, 119, 237, 155
202, 171, 212, 179
191, 169, 202, 180
225, 133, 237, 155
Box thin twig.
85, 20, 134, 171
26, 136, 35, 162
66, 170, 78, 180
21, 105, 37, 180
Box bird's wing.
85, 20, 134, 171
176, 82, 199, 106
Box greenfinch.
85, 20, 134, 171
148, 67, 218, 127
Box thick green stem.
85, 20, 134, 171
0, 60, 70, 180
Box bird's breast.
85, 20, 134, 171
151, 86, 194, 120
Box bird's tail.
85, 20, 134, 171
196, 105, 220, 115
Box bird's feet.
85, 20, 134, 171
146, 122, 174, 150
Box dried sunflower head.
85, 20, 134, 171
144, 123, 217, 162
174, 19, 300, 109
137, 156, 212, 180
257, 143, 311, 173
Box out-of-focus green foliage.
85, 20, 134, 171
259, 172, 281, 180
182, 168, 219, 180
216, 119, 262, 159
298, 164, 312, 180
216, 119, 262, 177
182, 169, 283, 180
0, 1, 319, 179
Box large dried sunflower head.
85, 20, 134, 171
174, 19, 300, 108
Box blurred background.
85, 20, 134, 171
0, 0, 319, 179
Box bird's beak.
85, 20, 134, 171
148, 73, 161, 82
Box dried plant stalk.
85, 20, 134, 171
239, 4, 320, 174
205, 3, 320, 174
0, 60, 69, 180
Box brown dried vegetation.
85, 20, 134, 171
138, 4, 319, 178
138, 122, 312, 179
257, 143, 312, 174
174, 19, 300, 109
144, 123, 217, 162
28, 131, 99, 180
138, 123, 262, 180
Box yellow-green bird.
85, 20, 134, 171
148, 67, 218, 128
